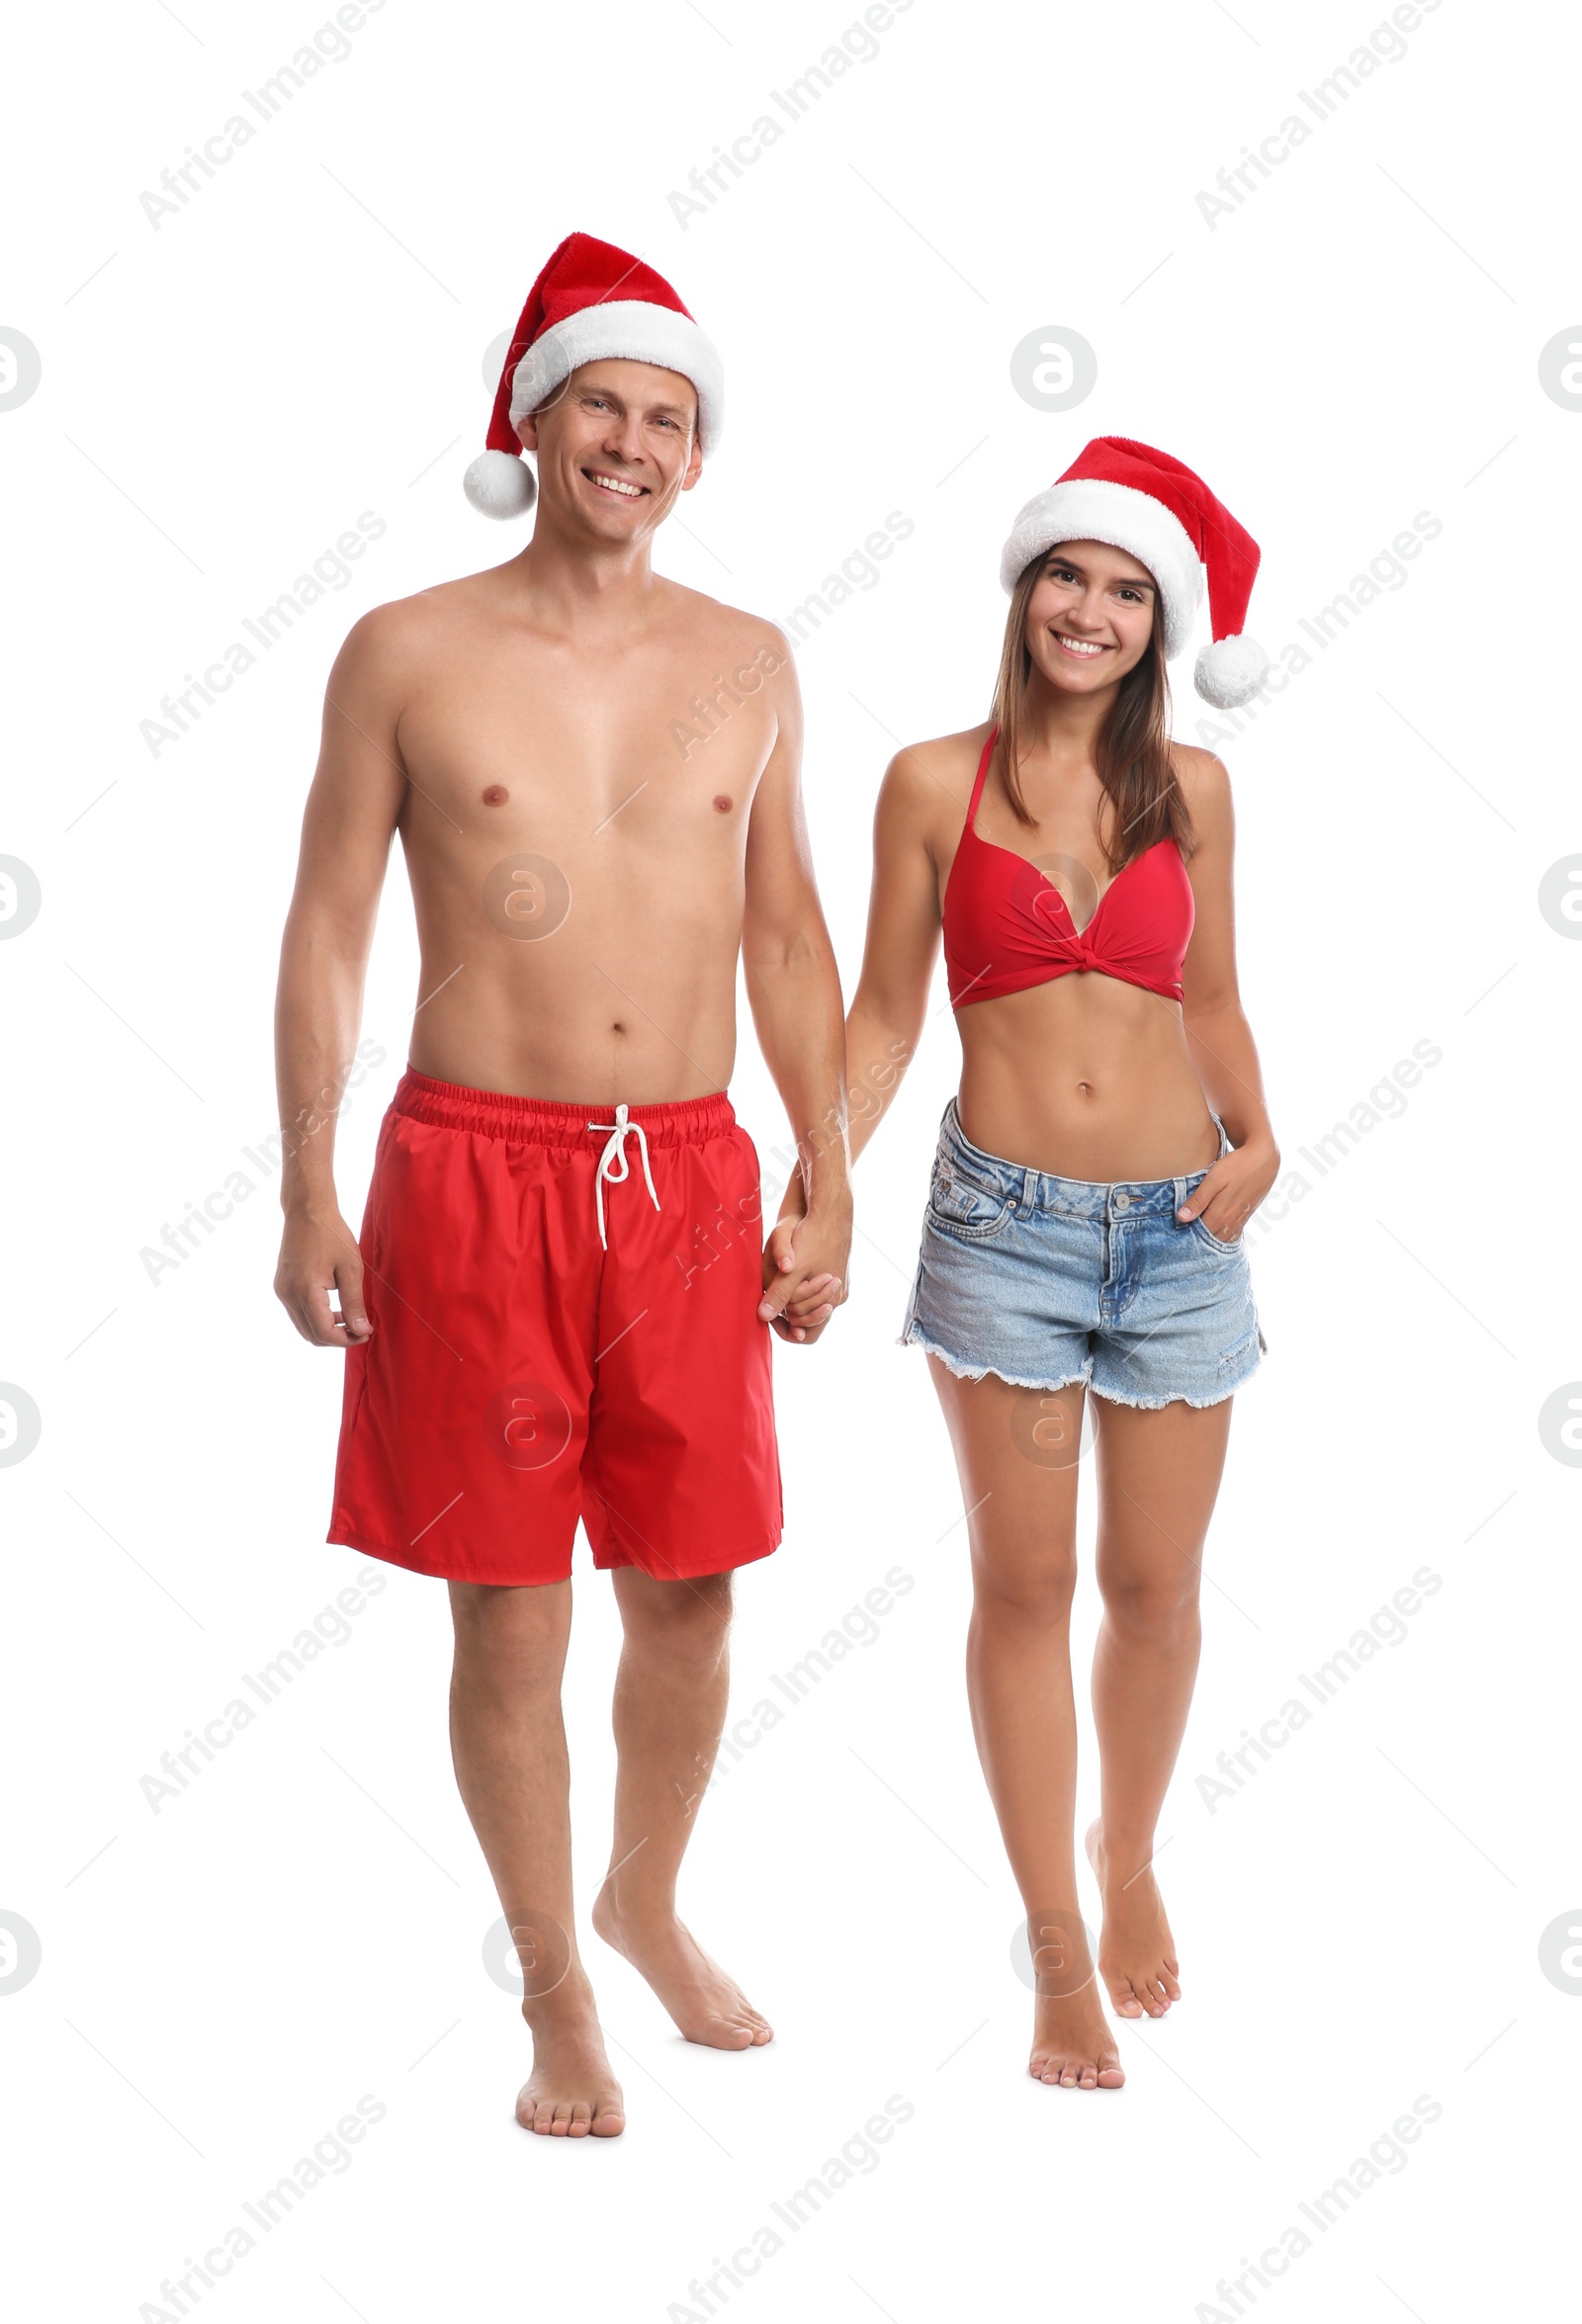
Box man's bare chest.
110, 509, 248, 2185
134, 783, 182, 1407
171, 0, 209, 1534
395, 642, 780, 847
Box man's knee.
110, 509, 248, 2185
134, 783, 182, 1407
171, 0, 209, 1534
449, 1579, 570, 1677
616, 1568, 734, 1658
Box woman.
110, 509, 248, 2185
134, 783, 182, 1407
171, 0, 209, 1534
779, 438, 1279, 2089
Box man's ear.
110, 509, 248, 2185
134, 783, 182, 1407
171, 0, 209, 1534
516, 412, 541, 454
680, 434, 705, 493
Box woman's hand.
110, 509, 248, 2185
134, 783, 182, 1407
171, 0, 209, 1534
1177, 1132, 1279, 1245
760, 1175, 847, 1343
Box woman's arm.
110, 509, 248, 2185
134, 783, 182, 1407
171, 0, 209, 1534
769, 745, 945, 1292
1176, 750, 1280, 1240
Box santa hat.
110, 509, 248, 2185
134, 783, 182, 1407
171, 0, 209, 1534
464, 232, 725, 518
1000, 437, 1273, 708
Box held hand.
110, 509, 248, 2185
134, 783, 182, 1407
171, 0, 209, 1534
1177, 1134, 1280, 1245
275, 1210, 374, 1346
758, 1205, 851, 1345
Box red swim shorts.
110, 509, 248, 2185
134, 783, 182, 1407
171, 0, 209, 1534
327, 1070, 782, 1587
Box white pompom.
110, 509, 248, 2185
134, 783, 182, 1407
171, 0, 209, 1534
1194, 633, 1273, 709
462, 449, 536, 518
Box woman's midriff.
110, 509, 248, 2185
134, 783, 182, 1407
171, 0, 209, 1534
954, 973, 1219, 1182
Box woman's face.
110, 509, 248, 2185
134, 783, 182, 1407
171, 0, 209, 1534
1023, 540, 1158, 695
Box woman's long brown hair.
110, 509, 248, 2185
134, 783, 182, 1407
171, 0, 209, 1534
988, 551, 1194, 874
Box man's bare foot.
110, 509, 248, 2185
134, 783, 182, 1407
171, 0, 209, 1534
1086, 1820, 1181, 2021
514, 1976, 626, 2138
591, 1883, 772, 2049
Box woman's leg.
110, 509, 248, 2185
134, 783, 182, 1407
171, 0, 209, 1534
927, 1356, 1123, 2090
1086, 1393, 1233, 2018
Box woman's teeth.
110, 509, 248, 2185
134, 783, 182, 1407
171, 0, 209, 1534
1055, 635, 1104, 657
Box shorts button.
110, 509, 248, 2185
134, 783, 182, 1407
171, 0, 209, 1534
1113, 1190, 1131, 1211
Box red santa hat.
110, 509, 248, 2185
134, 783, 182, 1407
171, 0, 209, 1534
999, 437, 1273, 708
464, 232, 725, 518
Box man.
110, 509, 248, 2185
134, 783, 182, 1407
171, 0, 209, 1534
273, 233, 851, 2140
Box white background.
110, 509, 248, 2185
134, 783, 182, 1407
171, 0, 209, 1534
3, 1, 1578, 2317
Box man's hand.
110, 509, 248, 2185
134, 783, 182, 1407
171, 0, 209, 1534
759, 1197, 851, 1345
275, 1209, 374, 1347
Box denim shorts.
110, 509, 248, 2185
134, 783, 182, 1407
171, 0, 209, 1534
899, 1099, 1266, 1410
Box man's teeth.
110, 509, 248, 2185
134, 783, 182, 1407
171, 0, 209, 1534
588, 471, 643, 498
1056, 635, 1104, 656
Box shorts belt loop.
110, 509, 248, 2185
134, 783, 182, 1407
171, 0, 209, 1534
585, 1102, 661, 1249
1020, 1164, 1038, 1217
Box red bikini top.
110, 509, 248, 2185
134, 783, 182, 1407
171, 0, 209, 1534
942, 727, 1193, 1009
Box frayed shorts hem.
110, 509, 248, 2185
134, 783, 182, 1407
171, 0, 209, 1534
897, 1325, 1092, 1397
898, 1327, 1263, 1411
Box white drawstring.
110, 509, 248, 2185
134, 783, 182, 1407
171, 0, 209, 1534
586, 1103, 661, 1249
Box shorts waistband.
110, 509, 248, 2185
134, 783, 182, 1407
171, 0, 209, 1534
940, 1096, 1226, 1221
393, 1068, 738, 1148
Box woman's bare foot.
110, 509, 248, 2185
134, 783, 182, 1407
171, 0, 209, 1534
514, 1975, 626, 2137
1023, 1910, 1124, 2087
1028, 1983, 1125, 2088
591, 1883, 772, 2049
1086, 1820, 1181, 2020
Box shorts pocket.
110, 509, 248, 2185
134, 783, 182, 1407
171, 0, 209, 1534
925, 1157, 1014, 1242
1190, 1216, 1245, 1258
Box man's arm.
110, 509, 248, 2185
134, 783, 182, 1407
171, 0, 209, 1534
273, 612, 408, 1346
740, 640, 852, 1343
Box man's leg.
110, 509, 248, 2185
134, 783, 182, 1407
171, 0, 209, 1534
448, 1579, 627, 2137
590, 1568, 772, 2048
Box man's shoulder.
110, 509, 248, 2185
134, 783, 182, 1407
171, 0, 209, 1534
335, 572, 484, 668
657, 577, 794, 671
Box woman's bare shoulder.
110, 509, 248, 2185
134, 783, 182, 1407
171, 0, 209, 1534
879, 722, 995, 820
1169, 739, 1232, 807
